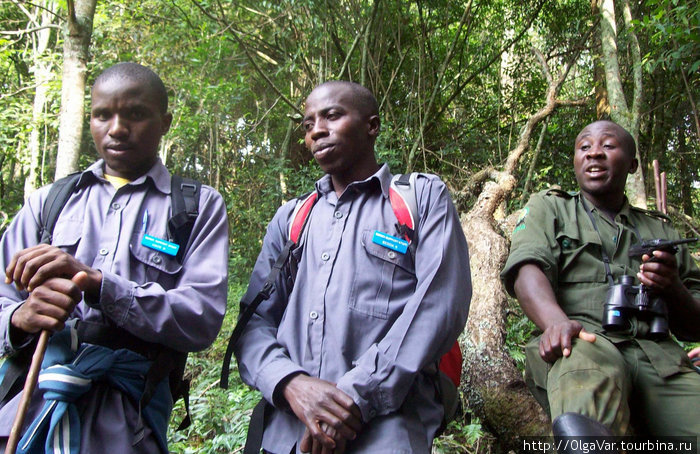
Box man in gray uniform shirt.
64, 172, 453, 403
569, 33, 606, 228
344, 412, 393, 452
235, 81, 471, 453
0, 63, 229, 453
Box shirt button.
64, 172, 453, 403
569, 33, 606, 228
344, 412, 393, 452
111, 202, 121, 210
152, 256, 162, 264
334, 211, 343, 219
309, 311, 318, 320
387, 251, 397, 259
321, 252, 330, 261
99, 248, 108, 256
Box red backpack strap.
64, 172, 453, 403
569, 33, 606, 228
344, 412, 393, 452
288, 192, 318, 244
389, 173, 418, 244
390, 174, 463, 390
439, 341, 463, 388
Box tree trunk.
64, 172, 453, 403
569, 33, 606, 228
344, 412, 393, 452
461, 46, 586, 450
24, 1, 56, 198
598, 0, 646, 207
520, 119, 547, 203
55, 0, 97, 180
677, 124, 694, 218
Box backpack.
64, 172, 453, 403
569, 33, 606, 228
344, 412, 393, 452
0, 172, 201, 430
220, 173, 463, 452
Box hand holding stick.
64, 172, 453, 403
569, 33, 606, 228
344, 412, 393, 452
5, 271, 88, 454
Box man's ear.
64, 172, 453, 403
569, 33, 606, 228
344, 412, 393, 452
161, 112, 173, 135
628, 157, 638, 174
367, 115, 380, 138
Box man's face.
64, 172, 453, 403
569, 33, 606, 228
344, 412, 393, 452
302, 85, 378, 178
573, 121, 637, 200
90, 77, 172, 180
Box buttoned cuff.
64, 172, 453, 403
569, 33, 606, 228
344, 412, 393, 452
336, 367, 381, 423
97, 270, 134, 325
1, 302, 34, 355
255, 358, 307, 408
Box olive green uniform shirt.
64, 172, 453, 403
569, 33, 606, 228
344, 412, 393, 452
501, 189, 700, 377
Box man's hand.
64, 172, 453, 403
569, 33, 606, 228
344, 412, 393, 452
539, 320, 596, 363
283, 374, 362, 452
301, 423, 347, 454
513, 264, 596, 363
10, 271, 88, 334
5, 244, 101, 296
637, 250, 682, 292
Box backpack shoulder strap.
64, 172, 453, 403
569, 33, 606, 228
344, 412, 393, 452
168, 175, 201, 263
220, 191, 319, 389
288, 191, 318, 244
40, 172, 81, 244
389, 173, 419, 258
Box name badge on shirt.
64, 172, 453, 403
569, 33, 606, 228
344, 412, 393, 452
372, 230, 409, 254
142, 234, 180, 257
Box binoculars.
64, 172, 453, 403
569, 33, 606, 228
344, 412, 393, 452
603, 275, 668, 338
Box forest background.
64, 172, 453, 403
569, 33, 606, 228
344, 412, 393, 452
1, 0, 698, 452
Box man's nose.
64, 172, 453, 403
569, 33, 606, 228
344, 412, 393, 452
309, 119, 328, 140
586, 144, 604, 157
108, 115, 128, 138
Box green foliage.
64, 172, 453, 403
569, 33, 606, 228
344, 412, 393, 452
167, 281, 261, 453
434, 416, 486, 453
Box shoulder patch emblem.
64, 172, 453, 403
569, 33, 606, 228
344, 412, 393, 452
513, 207, 529, 233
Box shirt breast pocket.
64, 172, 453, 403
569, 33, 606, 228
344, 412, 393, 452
348, 229, 416, 320
51, 218, 83, 256
129, 231, 183, 287
556, 226, 607, 283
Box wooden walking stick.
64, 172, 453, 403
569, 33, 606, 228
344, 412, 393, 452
5, 271, 88, 454
5, 330, 49, 454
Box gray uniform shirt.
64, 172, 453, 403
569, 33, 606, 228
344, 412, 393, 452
235, 164, 471, 453
0, 159, 229, 453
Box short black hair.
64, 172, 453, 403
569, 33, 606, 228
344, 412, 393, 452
313, 80, 379, 117
93, 62, 168, 113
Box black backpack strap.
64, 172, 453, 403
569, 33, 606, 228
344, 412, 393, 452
134, 347, 190, 438
0, 174, 81, 405
220, 239, 296, 389
243, 399, 271, 454
168, 175, 201, 263
40, 172, 81, 244
221, 192, 319, 389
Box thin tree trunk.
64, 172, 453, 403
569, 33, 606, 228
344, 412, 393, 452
599, 0, 646, 207
55, 0, 97, 180
24, 1, 56, 198
407, 0, 473, 169
520, 118, 548, 203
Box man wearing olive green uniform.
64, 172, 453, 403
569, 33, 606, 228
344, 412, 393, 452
501, 120, 700, 437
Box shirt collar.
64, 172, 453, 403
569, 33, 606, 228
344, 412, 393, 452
314, 163, 392, 198
80, 159, 171, 194
576, 191, 632, 223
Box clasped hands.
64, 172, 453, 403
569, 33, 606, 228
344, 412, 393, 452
5, 244, 98, 335
282, 374, 363, 454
